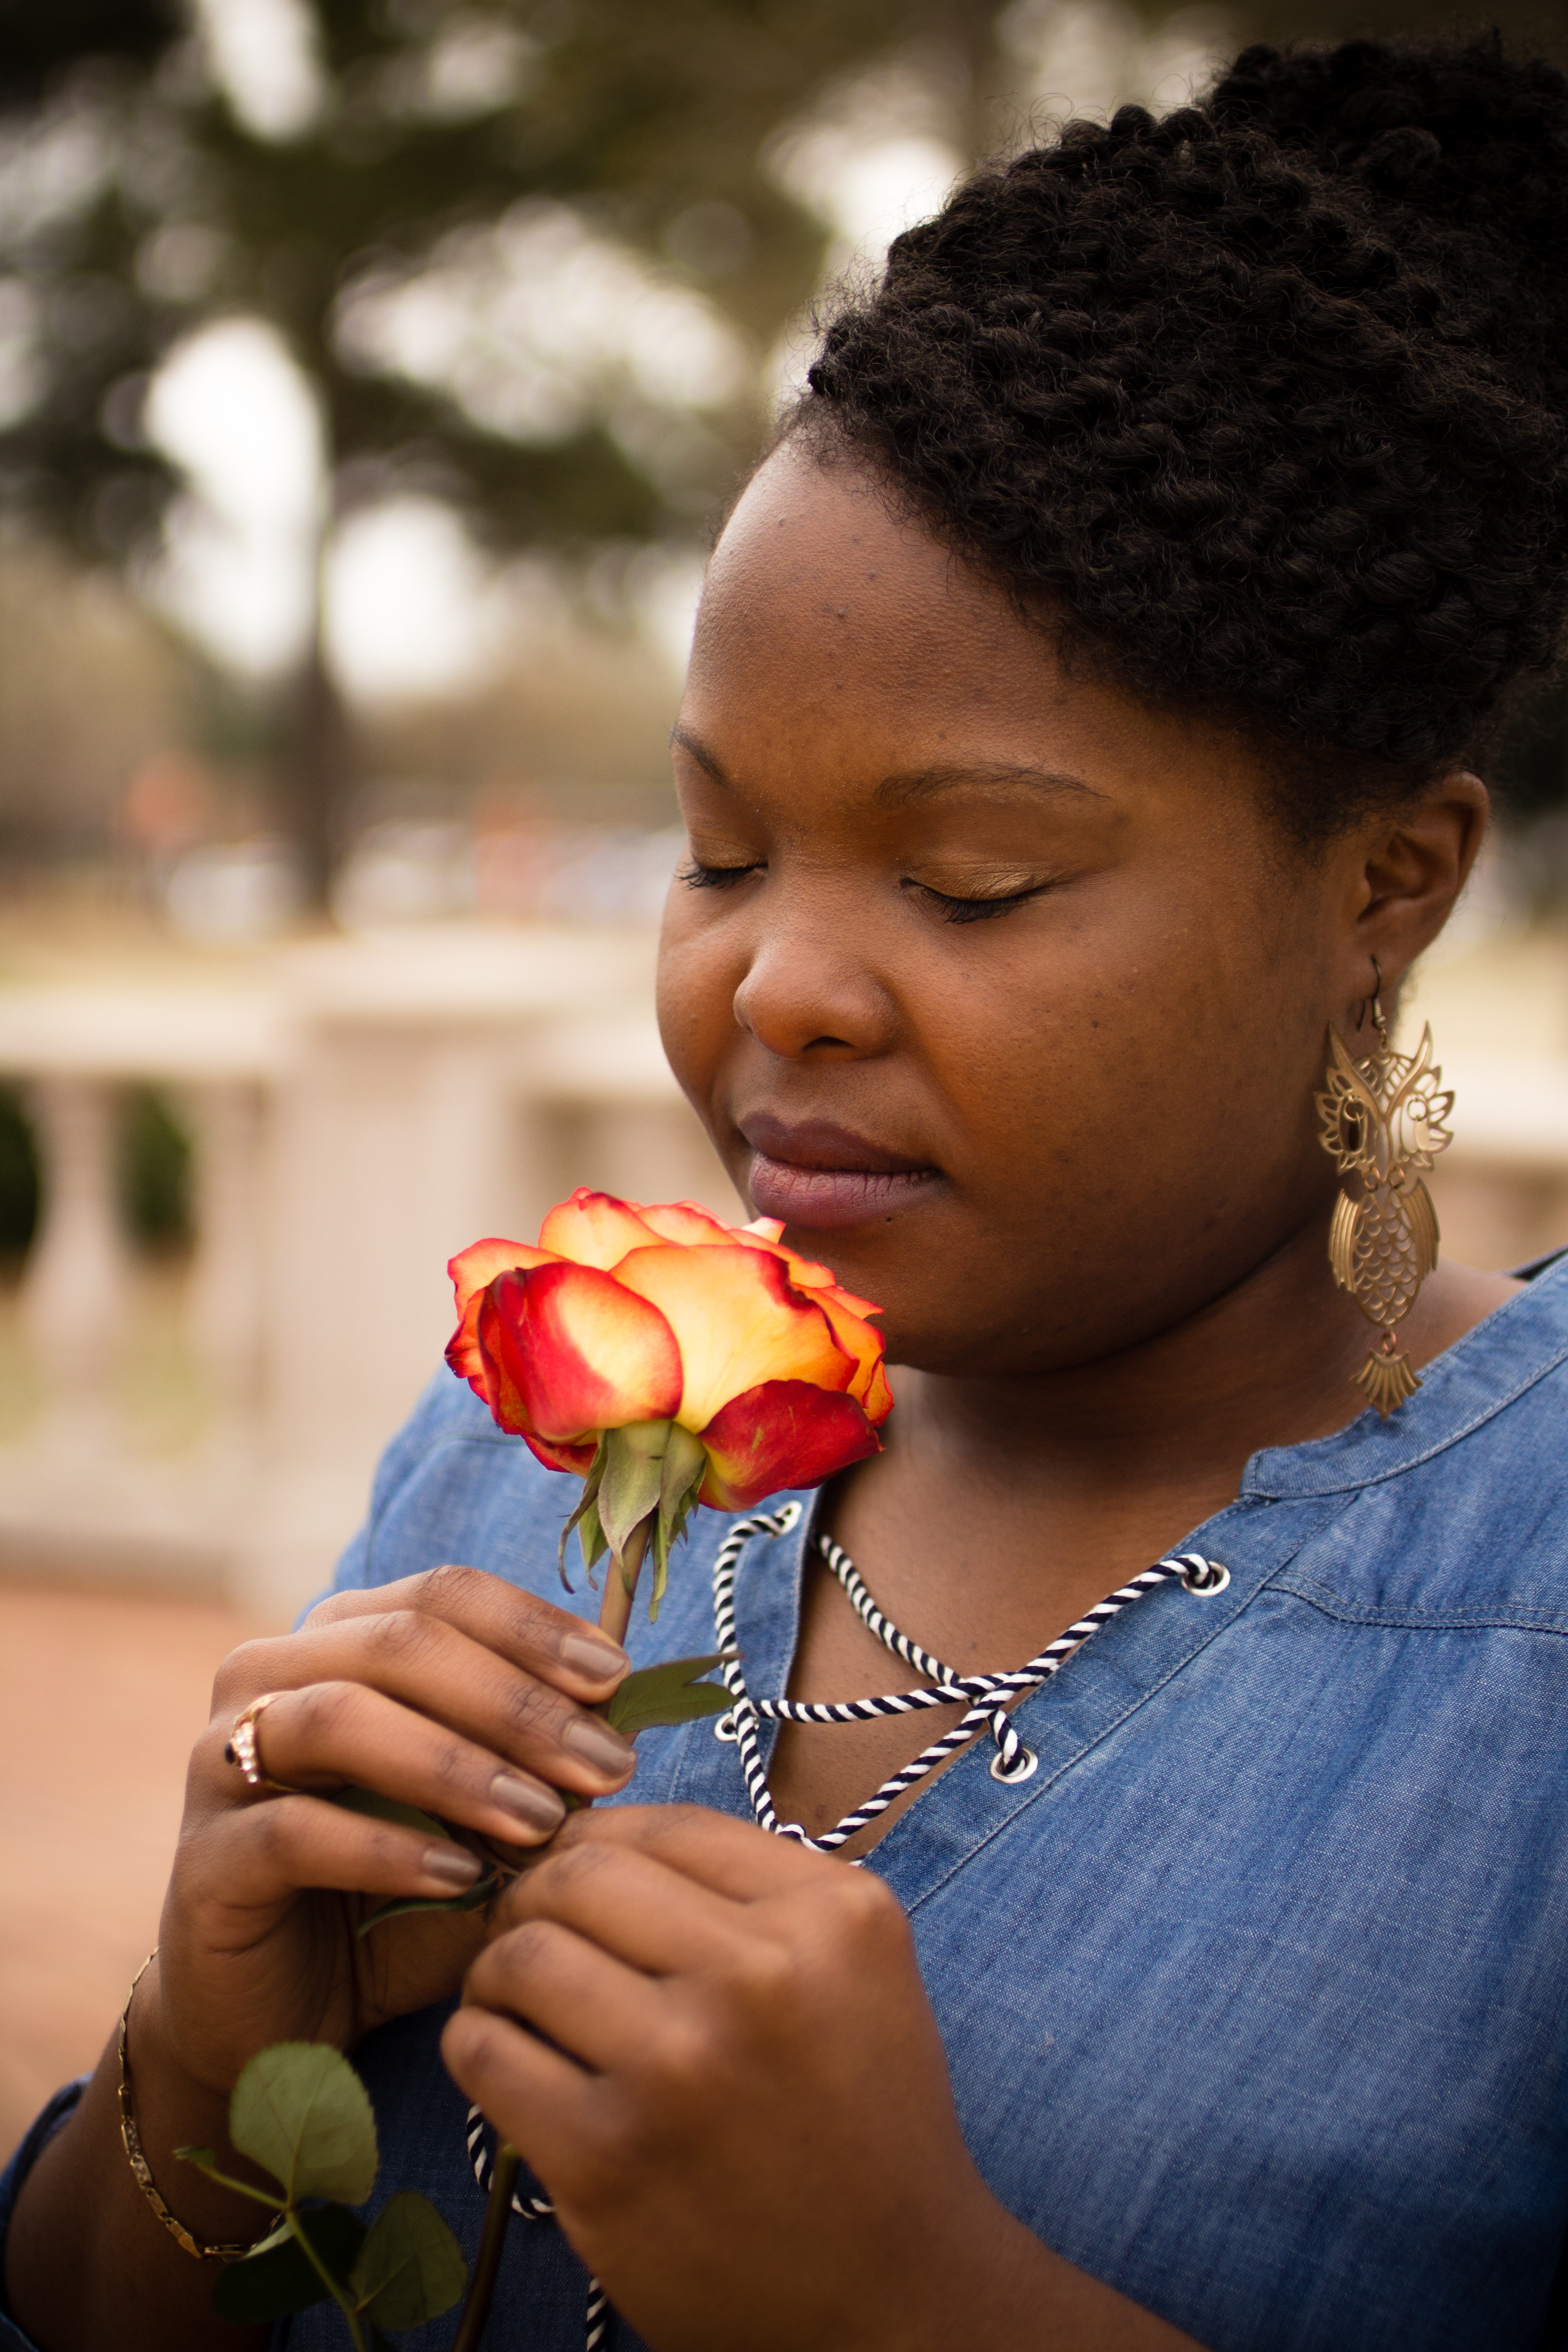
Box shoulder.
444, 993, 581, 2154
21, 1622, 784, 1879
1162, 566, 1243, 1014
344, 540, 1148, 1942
1251, 1258, 1568, 1630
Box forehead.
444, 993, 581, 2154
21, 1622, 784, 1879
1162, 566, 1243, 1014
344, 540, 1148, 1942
689, 441, 1058, 722
683, 442, 1259, 810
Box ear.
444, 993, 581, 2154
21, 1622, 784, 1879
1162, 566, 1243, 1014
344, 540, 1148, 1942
1343, 772, 1490, 999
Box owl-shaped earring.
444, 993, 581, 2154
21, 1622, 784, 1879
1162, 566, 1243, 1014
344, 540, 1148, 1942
1315, 960, 1455, 1417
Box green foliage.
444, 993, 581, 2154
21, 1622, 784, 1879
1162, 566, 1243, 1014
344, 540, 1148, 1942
231, 2043, 380, 2206
212, 2205, 367, 2324
119, 1087, 191, 1251
349, 2193, 467, 2330
605, 1651, 731, 1738
179, 2042, 466, 2347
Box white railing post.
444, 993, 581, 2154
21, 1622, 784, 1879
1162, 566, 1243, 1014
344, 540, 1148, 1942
20, 1077, 135, 1431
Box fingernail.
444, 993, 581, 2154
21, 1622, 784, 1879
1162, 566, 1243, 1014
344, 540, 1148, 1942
489, 1773, 566, 1834
421, 1845, 483, 1887
559, 1630, 629, 1680
561, 1716, 635, 1778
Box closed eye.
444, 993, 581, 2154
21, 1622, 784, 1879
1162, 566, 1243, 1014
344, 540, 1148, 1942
677, 859, 763, 890
909, 880, 1048, 926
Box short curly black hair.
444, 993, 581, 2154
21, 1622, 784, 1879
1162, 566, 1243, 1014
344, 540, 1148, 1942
796, 31, 1568, 832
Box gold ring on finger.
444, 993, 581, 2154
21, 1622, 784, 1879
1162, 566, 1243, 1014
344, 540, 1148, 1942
224, 1690, 306, 1795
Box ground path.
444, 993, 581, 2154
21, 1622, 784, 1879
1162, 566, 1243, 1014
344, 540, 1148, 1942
0, 1584, 273, 2155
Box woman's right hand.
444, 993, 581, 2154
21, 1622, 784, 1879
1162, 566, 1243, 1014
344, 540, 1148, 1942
149, 1564, 637, 2102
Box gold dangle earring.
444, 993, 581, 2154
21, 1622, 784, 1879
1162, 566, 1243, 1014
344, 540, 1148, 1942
1314, 959, 1455, 1418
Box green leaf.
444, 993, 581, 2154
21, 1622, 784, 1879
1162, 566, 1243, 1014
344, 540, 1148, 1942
327, 1784, 448, 1842
230, 2044, 379, 2206
350, 2191, 467, 2327
605, 1653, 732, 1738
357, 1872, 501, 1937
211, 2204, 367, 2324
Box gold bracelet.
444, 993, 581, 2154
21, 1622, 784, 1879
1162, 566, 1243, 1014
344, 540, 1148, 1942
117, 1950, 260, 2264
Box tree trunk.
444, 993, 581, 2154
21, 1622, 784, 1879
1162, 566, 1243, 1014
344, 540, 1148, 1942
278, 629, 354, 911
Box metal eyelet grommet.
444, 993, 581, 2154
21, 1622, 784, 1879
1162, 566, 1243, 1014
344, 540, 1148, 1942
1181, 1558, 1230, 1595
990, 1745, 1039, 1784
712, 1710, 740, 1742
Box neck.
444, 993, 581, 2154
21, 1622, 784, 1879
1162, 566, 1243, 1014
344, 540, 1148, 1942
884, 1210, 1517, 1524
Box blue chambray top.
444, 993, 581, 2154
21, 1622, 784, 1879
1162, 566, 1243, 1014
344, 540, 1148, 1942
8, 1256, 1568, 2352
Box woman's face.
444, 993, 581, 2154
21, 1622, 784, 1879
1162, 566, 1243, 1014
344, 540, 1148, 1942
657, 445, 1362, 1379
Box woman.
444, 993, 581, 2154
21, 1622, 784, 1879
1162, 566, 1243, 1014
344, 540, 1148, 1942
6, 31, 1568, 2352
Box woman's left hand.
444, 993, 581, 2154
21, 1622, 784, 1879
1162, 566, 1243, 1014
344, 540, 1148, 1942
441, 1805, 1200, 2352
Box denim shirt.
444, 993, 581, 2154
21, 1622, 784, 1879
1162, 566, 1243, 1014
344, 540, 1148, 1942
8, 1257, 1568, 2352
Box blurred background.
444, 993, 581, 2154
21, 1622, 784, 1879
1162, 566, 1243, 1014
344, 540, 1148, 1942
5, 0, 1568, 2149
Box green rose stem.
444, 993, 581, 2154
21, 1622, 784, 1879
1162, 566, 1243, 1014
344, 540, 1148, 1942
451, 2145, 520, 2352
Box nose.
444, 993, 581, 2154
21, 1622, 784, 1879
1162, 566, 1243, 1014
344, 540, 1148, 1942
731, 889, 897, 1062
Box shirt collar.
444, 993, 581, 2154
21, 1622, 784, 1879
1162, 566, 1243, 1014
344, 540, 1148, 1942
1240, 1250, 1568, 1500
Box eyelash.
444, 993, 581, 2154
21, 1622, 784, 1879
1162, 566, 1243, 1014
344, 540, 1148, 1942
676, 860, 759, 891
915, 882, 1045, 926
676, 863, 1044, 924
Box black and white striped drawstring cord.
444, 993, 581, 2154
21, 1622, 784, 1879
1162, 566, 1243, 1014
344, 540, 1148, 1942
465, 1505, 1230, 2346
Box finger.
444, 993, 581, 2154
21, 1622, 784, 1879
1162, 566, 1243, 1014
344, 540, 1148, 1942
193, 1791, 488, 1912
544, 1802, 842, 1901
466, 1919, 663, 2072
304, 1565, 629, 1699
441, 2005, 599, 2175
500, 1840, 749, 1974
211, 1612, 637, 1799
222, 1681, 568, 1846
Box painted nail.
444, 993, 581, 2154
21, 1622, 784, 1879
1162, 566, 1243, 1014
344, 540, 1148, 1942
489, 1773, 566, 1834
421, 1845, 482, 1887
559, 1631, 629, 1680
561, 1716, 636, 1777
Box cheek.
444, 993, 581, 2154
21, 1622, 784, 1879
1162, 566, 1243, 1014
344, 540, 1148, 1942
656, 901, 740, 1121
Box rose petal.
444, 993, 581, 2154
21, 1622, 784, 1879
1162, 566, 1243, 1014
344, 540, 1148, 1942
743, 1216, 785, 1243
449, 1236, 557, 1318
538, 1191, 666, 1269
697, 1380, 882, 1509
475, 1262, 682, 1442
810, 1287, 893, 1421
519, 1431, 599, 1476
613, 1242, 853, 1431
634, 1200, 743, 1247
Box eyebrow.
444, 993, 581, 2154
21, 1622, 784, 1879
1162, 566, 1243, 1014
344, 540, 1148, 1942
670, 729, 1104, 807
872, 763, 1105, 809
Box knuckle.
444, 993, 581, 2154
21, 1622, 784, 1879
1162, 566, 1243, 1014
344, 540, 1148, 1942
429, 1731, 482, 1799
419, 1561, 489, 1615
500, 1676, 569, 1744
363, 1607, 435, 1671
210, 1637, 278, 1711
638, 2014, 710, 2098
834, 1867, 903, 1939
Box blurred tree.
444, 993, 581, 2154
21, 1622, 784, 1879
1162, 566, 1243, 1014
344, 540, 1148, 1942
0, 0, 997, 895
5, 0, 1566, 902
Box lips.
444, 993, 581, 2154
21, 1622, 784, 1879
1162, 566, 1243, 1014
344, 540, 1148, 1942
740, 1115, 942, 1231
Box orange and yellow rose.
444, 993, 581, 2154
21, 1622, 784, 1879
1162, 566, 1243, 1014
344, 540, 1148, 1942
446, 1191, 892, 1626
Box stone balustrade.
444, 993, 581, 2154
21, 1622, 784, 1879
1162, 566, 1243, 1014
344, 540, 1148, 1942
0, 926, 737, 1618
0, 921, 1563, 1621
